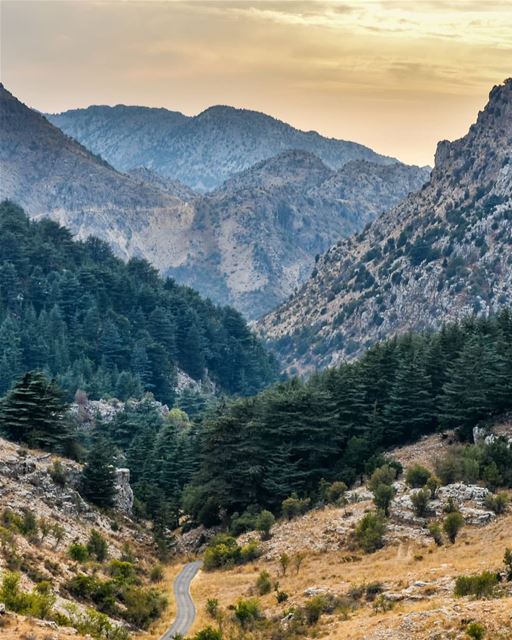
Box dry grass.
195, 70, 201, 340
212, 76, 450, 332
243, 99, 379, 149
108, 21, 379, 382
189, 515, 512, 638
0, 613, 86, 639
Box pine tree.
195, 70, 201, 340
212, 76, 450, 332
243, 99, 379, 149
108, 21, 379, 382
0, 371, 71, 451
80, 435, 117, 508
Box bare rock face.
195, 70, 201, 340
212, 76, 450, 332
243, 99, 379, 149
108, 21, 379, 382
261, 78, 512, 371
114, 468, 134, 514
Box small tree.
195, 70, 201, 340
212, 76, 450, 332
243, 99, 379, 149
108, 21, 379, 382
428, 522, 443, 546
256, 510, 275, 541
368, 465, 397, 493
256, 570, 272, 595
279, 552, 290, 576
325, 481, 348, 504
87, 529, 108, 561
411, 487, 431, 518
443, 511, 464, 543
405, 465, 431, 488
355, 511, 386, 553
372, 483, 395, 517
293, 552, 305, 575
80, 435, 117, 508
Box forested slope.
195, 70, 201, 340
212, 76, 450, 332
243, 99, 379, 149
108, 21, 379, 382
0, 201, 277, 403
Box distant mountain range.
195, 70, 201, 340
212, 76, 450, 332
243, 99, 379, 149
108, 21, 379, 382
1, 84, 428, 319
260, 79, 512, 371
47, 103, 399, 191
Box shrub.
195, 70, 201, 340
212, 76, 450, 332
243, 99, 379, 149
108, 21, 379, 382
365, 581, 384, 601
368, 465, 397, 493
192, 628, 222, 640
239, 540, 261, 563
372, 483, 395, 517
256, 510, 275, 540
484, 492, 509, 515
275, 590, 289, 603
325, 481, 348, 504
0, 571, 56, 620
281, 495, 311, 520
234, 598, 261, 628
121, 586, 167, 628
87, 530, 108, 561
203, 535, 259, 570
411, 488, 431, 517
149, 564, 164, 583
229, 511, 257, 536
48, 460, 67, 487
68, 543, 89, 562
256, 570, 272, 595
425, 475, 441, 498
406, 465, 432, 488
454, 571, 498, 598
205, 598, 219, 619
304, 595, 326, 624
428, 522, 443, 546
355, 511, 386, 553
504, 548, 512, 581
279, 552, 290, 576
466, 622, 486, 639
108, 560, 137, 584
443, 511, 464, 543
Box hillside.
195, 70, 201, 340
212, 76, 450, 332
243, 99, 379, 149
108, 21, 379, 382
47, 103, 398, 192
0, 201, 277, 403
0, 437, 169, 640
1, 84, 428, 319
261, 78, 512, 370
171, 152, 429, 318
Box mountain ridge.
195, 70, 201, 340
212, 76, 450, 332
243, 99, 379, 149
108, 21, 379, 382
260, 78, 512, 370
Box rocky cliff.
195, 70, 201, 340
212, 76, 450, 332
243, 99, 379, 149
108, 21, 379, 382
261, 78, 512, 370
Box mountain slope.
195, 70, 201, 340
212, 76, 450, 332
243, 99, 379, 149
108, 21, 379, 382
175, 151, 429, 318
47, 102, 398, 191
0, 84, 428, 319
261, 78, 512, 370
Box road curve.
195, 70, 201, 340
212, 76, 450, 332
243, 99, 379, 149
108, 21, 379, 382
161, 560, 203, 639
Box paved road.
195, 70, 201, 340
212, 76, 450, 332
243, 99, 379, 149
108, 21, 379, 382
161, 561, 203, 639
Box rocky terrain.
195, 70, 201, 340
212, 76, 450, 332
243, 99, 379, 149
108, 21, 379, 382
47, 103, 398, 192
261, 78, 512, 370
1, 84, 427, 319
188, 424, 512, 640
0, 436, 165, 640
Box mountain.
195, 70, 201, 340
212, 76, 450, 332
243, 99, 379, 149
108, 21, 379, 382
260, 78, 512, 371
175, 151, 429, 318
47, 102, 398, 191
0, 84, 428, 319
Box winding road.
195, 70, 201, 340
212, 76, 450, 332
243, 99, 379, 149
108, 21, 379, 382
161, 561, 203, 639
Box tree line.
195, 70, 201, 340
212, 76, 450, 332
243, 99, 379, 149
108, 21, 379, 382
0, 201, 277, 403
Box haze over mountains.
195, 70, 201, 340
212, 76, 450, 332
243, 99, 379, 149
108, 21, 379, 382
47, 103, 399, 192
1, 84, 428, 319
261, 79, 512, 371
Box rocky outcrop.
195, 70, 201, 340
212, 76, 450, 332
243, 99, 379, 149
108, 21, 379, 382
114, 468, 134, 514
261, 78, 512, 370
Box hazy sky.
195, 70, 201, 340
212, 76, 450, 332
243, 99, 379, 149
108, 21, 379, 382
1, 0, 511, 165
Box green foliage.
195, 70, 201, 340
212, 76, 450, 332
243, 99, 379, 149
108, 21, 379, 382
484, 492, 509, 515
504, 548, 512, 581
120, 585, 167, 628
80, 435, 117, 508
324, 480, 348, 504
443, 511, 464, 543
108, 560, 137, 585
48, 459, 67, 487
234, 598, 261, 628
255, 510, 275, 540
205, 598, 219, 619
192, 627, 223, 640
372, 483, 396, 517
304, 594, 327, 624
428, 522, 443, 546
279, 552, 290, 576
0, 371, 71, 452
281, 495, 311, 520
0, 571, 56, 619
466, 622, 486, 640
411, 487, 431, 518
68, 543, 89, 563
406, 465, 432, 488
454, 571, 499, 598
149, 564, 164, 583
354, 511, 386, 553
203, 534, 260, 570
368, 465, 397, 493
87, 529, 109, 562
256, 570, 272, 595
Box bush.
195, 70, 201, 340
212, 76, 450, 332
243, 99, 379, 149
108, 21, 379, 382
234, 598, 261, 628
48, 460, 67, 487
108, 560, 137, 585
406, 465, 432, 488
325, 481, 348, 504
149, 564, 164, 583
203, 535, 260, 570
504, 548, 512, 581
121, 586, 167, 628
443, 511, 464, 543
368, 465, 397, 493
411, 488, 431, 517
68, 543, 89, 562
428, 522, 443, 546
275, 589, 289, 603
205, 598, 219, 619
354, 511, 386, 553
304, 595, 326, 624
229, 511, 258, 536
192, 627, 222, 640
87, 530, 108, 561
454, 571, 499, 598
484, 492, 509, 515
466, 622, 486, 639
281, 495, 311, 520
372, 483, 395, 516
256, 570, 272, 595
0, 571, 56, 620
256, 510, 275, 540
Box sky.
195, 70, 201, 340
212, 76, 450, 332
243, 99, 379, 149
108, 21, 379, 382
1, 0, 511, 165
